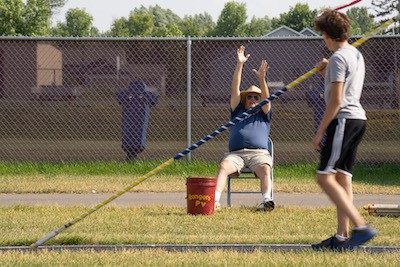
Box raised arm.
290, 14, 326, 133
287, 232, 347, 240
252, 59, 270, 114
230, 46, 250, 110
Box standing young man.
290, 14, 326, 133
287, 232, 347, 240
214, 46, 274, 211
311, 9, 377, 251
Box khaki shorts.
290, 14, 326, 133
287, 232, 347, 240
221, 148, 273, 175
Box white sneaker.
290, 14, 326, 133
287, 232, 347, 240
256, 200, 275, 211
214, 202, 221, 211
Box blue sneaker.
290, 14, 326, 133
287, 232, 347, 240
343, 225, 378, 250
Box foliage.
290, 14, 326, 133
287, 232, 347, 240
240, 16, 272, 37
209, 1, 247, 37
347, 7, 378, 35
109, 17, 131, 37
180, 13, 215, 37
371, 0, 399, 17
0, 0, 66, 36
109, 5, 183, 37
147, 5, 181, 28
51, 8, 95, 37
371, 0, 400, 34
127, 9, 154, 37
0, 1, 382, 37
153, 23, 183, 37
0, 0, 399, 37
271, 3, 318, 32
180, 17, 202, 37
89, 26, 100, 37
109, 10, 153, 37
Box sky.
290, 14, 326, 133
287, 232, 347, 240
52, 0, 377, 32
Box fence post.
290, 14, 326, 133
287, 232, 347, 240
186, 37, 192, 162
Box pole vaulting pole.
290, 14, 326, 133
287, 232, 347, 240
364, 204, 400, 216
333, 0, 362, 11
30, 15, 400, 250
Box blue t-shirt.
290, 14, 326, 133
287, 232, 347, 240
228, 103, 272, 151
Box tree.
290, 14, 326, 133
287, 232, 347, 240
65, 8, 93, 37
371, 0, 399, 17
371, 0, 400, 33
126, 9, 154, 37
192, 13, 215, 36
180, 13, 215, 37
50, 21, 65, 36
180, 17, 202, 37
148, 5, 181, 28
109, 17, 130, 37
0, 0, 66, 36
51, 8, 96, 37
209, 1, 247, 37
109, 5, 183, 37
241, 16, 272, 37
272, 3, 318, 32
346, 7, 377, 35
89, 26, 100, 37
0, 0, 24, 35
109, 8, 154, 37
153, 23, 183, 37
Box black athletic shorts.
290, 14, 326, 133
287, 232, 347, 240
317, 118, 366, 177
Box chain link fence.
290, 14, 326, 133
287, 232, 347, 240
0, 36, 399, 165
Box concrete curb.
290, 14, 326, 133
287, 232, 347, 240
0, 193, 398, 208
1, 244, 399, 253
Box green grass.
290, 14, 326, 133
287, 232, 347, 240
1, 206, 399, 246
0, 206, 399, 266
1, 250, 399, 267
0, 159, 215, 176
0, 161, 399, 194
0, 161, 399, 265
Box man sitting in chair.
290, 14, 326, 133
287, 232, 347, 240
214, 45, 274, 211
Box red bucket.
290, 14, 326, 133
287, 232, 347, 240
186, 177, 216, 215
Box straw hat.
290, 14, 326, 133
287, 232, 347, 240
240, 85, 261, 105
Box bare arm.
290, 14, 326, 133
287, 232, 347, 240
252, 60, 270, 114
230, 46, 250, 110
312, 82, 343, 151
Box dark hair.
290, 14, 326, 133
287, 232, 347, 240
314, 9, 351, 41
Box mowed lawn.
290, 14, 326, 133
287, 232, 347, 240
0, 161, 399, 266
0, 161, 399, 194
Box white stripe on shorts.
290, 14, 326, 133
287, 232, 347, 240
326, 118, 346, 172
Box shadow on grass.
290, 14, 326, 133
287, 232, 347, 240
58, 236, 88, 245
353, 163, 400, 186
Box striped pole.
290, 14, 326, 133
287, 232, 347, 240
333, 0, 362, 11
364, 204, 400, 216
30, 15, 399, 250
